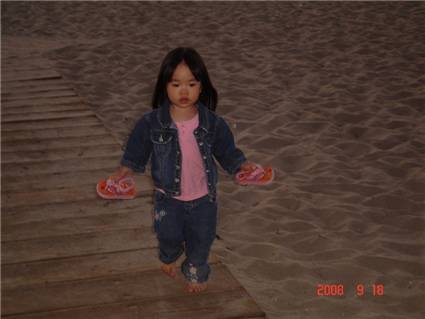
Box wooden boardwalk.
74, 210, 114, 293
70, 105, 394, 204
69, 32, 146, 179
1, 57, 266, 318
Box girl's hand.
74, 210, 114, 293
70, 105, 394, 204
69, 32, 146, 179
239, 161, 258, 173
109, 166, 132, 182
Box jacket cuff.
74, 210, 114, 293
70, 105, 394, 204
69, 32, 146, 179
229, 154, 247, 175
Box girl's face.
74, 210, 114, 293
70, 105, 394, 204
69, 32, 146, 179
166, 63, 201, 110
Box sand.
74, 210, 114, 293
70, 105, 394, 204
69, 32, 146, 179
2, 1, 424, 318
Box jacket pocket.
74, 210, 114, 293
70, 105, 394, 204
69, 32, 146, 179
151, 130, 173, 156
151, 130, 173, 144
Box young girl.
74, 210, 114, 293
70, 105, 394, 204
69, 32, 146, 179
109, 47, 257, 293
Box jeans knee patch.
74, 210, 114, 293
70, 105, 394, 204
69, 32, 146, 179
182, 261, 210, 283
154, 208, 167, 222
187, 263, 199, 283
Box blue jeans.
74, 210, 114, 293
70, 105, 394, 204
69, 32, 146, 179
152, 190, 217, 283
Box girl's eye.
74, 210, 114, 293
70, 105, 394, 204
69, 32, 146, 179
170, 82, 198, 88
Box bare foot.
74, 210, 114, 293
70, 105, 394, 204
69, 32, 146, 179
160, 263, 176, 279
186, 282, 208, 293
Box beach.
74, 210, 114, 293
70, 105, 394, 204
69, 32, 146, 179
2, 1, 424, 318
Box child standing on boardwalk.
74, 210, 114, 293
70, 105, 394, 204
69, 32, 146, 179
109, 47, 258, 293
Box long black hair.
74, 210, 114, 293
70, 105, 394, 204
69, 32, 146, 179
151, 47, 218, 111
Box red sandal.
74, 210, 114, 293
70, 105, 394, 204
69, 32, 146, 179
235, 165, 274, 186
96, 177, 136, 200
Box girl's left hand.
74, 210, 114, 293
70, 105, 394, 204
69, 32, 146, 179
240, 161, 258, 173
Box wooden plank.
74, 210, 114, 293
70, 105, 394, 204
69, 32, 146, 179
4, 69, 61, 82
2, 288, 264, 319
3, 196, 153, 226
2, 125, 109, 142
2, 147, 121, 163
2, 182, 152, 209
1, 263, 242, 316
2, 78, 73, 91
2, 85, 74, 96
1, 116, 101, 131
3, 96, 83, 108
2, 170, 152, 195
2, 89, 77, 101
2, 156, 119, 176
2, 67, 53, 73
3, 304, 138, 319
2, 64, 52, 72
2, 184, 101, 208
133, 288, 265, 319
2, 59, 54, 69
3, 248, 220, 288
2, 102, 87, 115
2, 169, 113, 191
2, 227, 157, 265
2, 211, 152, 242
1, 135, 118, 153
3, 304, 139, 319
2, 110, 94, 123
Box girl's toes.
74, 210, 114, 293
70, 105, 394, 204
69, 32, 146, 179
186, 282, 207, 293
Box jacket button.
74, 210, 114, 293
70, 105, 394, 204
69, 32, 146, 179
199, 142, 204, 146
208, 182, 211, 186
176, 165, 180, 169
206, 169, 210, 173
175, 178, 180, 182
203, 156, 207, 159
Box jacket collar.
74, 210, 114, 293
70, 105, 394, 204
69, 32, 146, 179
157, 99, 210, 133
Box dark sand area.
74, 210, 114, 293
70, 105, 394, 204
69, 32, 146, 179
2, 1, 424, 318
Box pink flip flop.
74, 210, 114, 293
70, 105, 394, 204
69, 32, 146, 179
96, 177, 136, 200
235, 165, 274, 186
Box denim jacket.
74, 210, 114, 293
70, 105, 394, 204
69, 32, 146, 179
120, 100, 247, 202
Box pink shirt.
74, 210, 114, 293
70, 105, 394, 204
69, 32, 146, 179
158, 112, 209, 201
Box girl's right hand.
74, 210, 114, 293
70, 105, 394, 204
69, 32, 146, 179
108, 166, 132, 182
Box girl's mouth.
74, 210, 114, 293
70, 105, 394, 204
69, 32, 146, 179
179, 98, 189, 103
